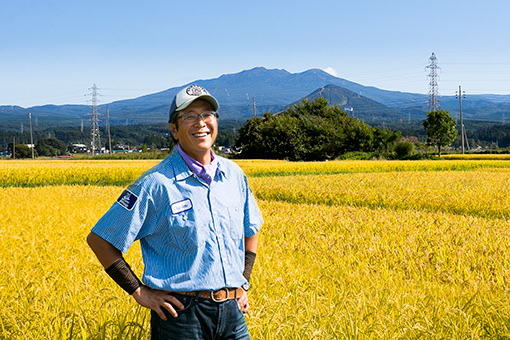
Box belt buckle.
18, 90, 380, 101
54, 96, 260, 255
211, 288, 229, 302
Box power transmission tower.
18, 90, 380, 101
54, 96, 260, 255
86, 84, 102, 155
426, 52, 440, 111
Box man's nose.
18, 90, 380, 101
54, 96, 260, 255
195, 118, 207, 126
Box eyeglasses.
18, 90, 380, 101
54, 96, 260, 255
176, 111, 218, 123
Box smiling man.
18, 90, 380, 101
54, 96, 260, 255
87, 84, 264, 340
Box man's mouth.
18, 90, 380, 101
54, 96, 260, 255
193, 132, 210, 138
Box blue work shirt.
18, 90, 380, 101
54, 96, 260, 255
91, 149, 264, 292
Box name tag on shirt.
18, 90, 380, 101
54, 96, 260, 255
171, 199, 193, 214
116, 189, 138, 211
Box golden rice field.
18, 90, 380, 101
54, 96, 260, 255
1, 157, 510, 339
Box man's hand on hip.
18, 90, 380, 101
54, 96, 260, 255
131, 286, 185, 320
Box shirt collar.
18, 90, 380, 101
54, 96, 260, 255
170, 149, 194, 182
175, 144, 219, 185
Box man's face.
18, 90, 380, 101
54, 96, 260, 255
169, 99, 218, 162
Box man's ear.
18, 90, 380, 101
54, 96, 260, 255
169, 123, 178, 140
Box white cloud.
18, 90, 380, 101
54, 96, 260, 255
322, 67, 339, 77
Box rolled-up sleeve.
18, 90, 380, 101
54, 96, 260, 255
91, 183, 151, 253
243, 176, 264, 237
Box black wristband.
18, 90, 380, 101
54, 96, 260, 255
105, 257, 143, 295
243, 251, 257, 283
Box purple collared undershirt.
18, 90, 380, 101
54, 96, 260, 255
176, 144, 218, 186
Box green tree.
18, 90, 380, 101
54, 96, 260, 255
14, 144, 34, 159
235, 115, 266, 158
236, 97, 400, 161
373, 128, 401, 155
423, 110, 457, 156
35, 138, 67, 156
394, 141, 415, 159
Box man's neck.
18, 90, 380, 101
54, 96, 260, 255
178, 145, 211, 165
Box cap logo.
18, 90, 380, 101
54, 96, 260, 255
186, 85, 208, 97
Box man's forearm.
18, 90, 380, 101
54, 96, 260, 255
87, 232, 143, 294
244, 233, 259, 282
243, 251, 256, 282
105, 257, 143, 294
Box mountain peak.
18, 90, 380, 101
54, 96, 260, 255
219, 67, 291, 80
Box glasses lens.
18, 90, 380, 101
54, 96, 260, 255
179, 112, 217, 122
183, 113, 197, 121
202, 112, 215, 121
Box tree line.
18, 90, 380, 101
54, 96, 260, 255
3, 96, 510, 159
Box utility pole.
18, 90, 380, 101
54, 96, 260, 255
12, 137, 15, 159
456, 86, 465, 154
426, 52, 440, 112
252, 97, 256, 118
106, 105, 112, 153
28, 110, 34, 159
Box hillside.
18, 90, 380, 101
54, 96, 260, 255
301, 85, 402, 122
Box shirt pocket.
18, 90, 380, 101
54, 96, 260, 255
227, 205, 244, 240
167, 209, 203, 252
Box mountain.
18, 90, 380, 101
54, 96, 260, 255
107, 67, 426, 118
2, 67, 510, 131
300, 85, 403, 122
0, 105, 89, 131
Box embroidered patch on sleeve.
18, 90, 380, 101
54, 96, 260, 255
116, 189, 138, 211
171, 198, 193, 215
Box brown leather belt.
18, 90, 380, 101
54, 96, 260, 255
176, 288, 244, 302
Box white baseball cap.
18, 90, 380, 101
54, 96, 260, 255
169, 84, 219, 123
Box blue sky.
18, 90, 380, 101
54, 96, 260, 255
2, 0, 509, 107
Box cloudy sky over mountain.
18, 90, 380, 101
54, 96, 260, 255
2, 0, 509, 107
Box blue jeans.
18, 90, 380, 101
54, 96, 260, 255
150, 293, 251, 340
